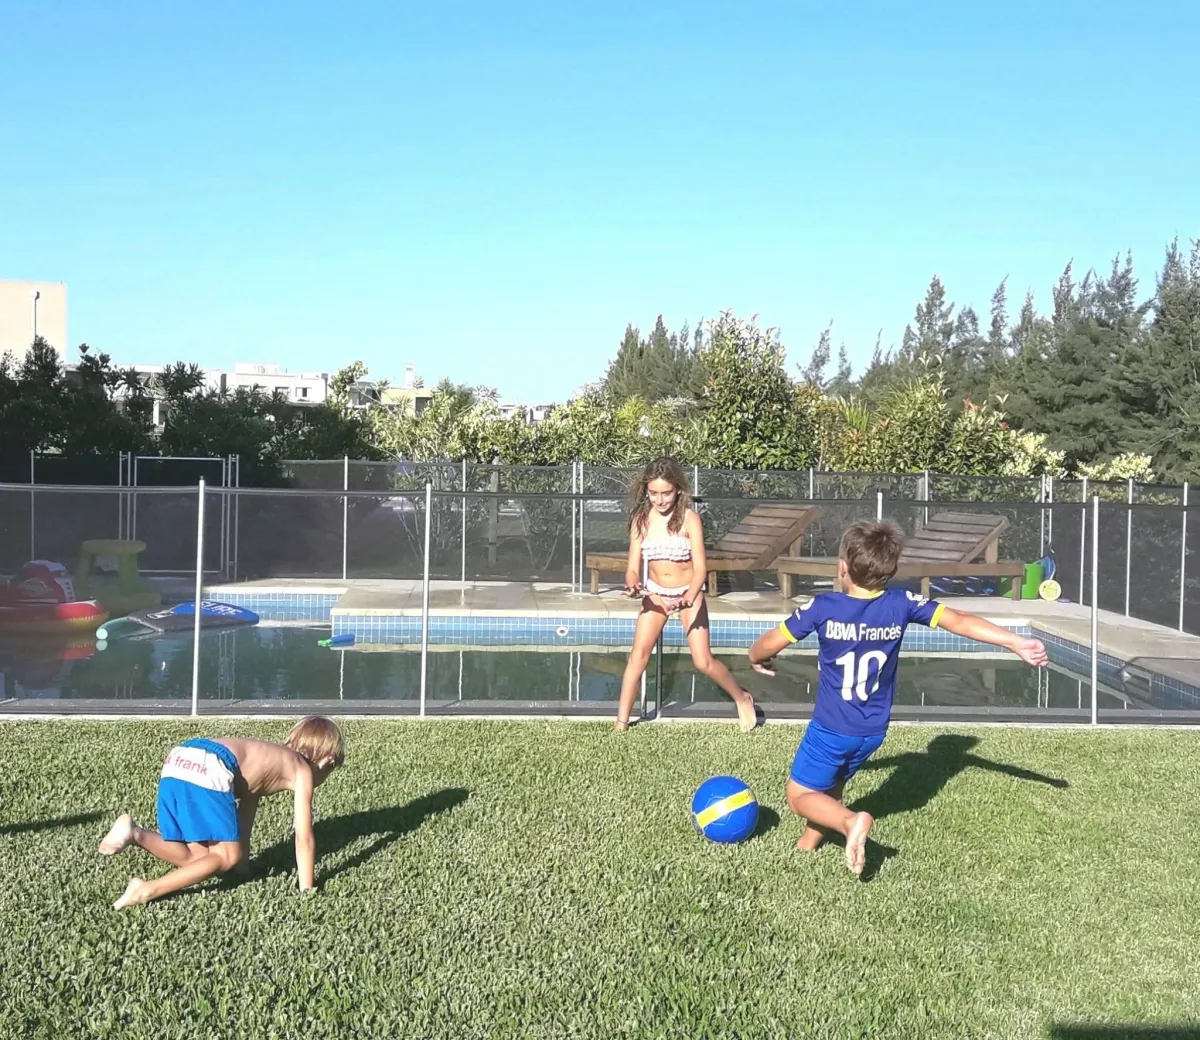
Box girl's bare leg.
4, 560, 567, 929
680, 597, 760, 731
615, 602, 669, 730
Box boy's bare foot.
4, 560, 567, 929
796, 825, 825, 852
98, 814, 136, 856
844, 812, 873, 876
613, 719, 630, 734
113, 877, 152, 909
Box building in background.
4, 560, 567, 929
0, 280, 68, 361
226, 362, 330, 404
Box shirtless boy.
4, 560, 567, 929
97, 715, 345, 908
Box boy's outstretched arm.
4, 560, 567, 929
749, 626, 794, 676
292, 770, 317, 891
936, 607, 1049, 667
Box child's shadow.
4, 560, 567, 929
822, 735, 1068, 880
850, 734, 1069, 823
229, 787, 470, 888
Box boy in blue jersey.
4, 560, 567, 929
749, 520, 1048, 876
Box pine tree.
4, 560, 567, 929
828, 342, 854, 398
800, 323, 832, 388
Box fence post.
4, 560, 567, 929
28, 450, 36, 561
1125, 477, 1133, 617
1090, 495, 1099, 726
693, 464, 700, 498
232, 455, 241, 582
461, 457, 467, 587
341, 455, 349, 581
420, 482, 432, 718
808, 467, 814, 500
192, 479, 206, 718
487, 461, 499, 567
578, 461, 586, 593
1180, 482, 1190, 632
1047, 475, 1054, 550
1039, 474, 1046, 558
1079, 477, 1088, 605
876, 490, 883, 521
922, 469, 930, 528
571, 460, 578, 594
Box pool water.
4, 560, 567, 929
0, 624, 1159, 720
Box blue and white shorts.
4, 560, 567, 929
156, 738, 240, 844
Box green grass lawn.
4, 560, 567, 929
2, 720, 1198, 1040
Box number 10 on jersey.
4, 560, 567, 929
834, 650, 887, 701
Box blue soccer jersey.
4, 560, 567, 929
779, 588, 945, 736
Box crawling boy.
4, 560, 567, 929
98, 715, 345, 908
749, 521, 1048, 876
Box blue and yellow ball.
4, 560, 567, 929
691, 775, 759, 844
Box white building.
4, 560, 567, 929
0, 280, 68, 362
225, 362, 330, 404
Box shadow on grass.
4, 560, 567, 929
751, 806, 780, 840
1048, 1027, 1200, 1039
232, 788, 470, 887
1, 811, 104, 837
850, 734, 1069, 822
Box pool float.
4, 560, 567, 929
97, 600, 259, 642
0, 560, 109, 635
0, 599, 109, 635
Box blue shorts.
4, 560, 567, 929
156, 738, 240, 844
789, 720, 886, 792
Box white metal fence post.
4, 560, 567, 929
420, 482, 432, 718
1125, 477, 1133, 617
341, 455, 349, 581
28, 450, 35, 561
1091, 495, 1099, 726
1079, 477, 1088, 604
578, 462, 586, 593
876, 490, 883, 521
1039, 473, 1047, 558
192, 479, 207, 718
461, 457, 467, 587
1180, 482, 1190, 632
571, 460, 578, 594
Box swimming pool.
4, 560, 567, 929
0, 623, 1193, 722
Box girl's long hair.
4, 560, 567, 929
628, 456, 691, 537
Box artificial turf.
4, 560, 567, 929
1, 719, 1198, 1039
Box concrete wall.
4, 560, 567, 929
0, 280, 68, 361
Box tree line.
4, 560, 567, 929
2, 234, 1197, 483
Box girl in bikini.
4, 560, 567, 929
614, 456, 762, 734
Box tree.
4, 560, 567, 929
799, 323, 832, 389
828, 342, 854, 399
601, 316, 704, 404
697, 312, 816, 469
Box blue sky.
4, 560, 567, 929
3, 0, 1197, 403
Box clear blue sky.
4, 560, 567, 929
3, 0, 1197, 403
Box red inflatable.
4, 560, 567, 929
0, 561, 108, 635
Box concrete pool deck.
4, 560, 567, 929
205, 577, 1200, 688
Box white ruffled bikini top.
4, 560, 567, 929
641, 533, 692, 563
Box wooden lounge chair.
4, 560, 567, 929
585, 503, 822, 595
774, 511, 1027, 600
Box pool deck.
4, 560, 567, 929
206, 577, 1200, 688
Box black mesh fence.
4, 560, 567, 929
224, 488, 346, 580
36, 454, 124, 486
926, 473, 1043, 502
